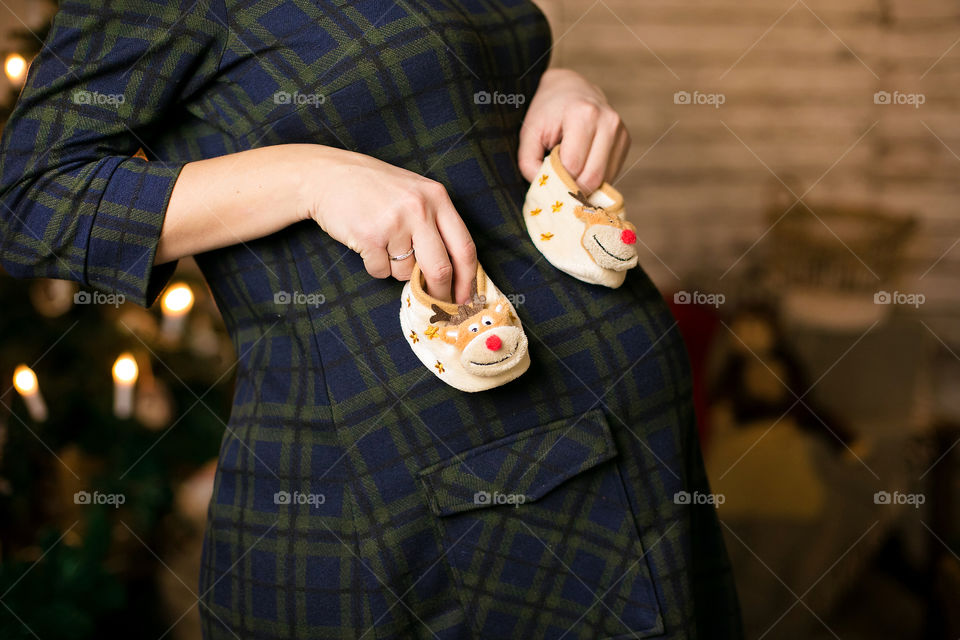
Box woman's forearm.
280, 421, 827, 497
156, 144, 316, 264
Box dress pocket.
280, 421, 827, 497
417, 409, 665, 639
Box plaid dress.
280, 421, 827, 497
0, 1, 742, 638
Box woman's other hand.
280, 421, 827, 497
518, 68, 631, 193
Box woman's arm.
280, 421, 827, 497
159, 143, 478, 303
155, 145, 310, 265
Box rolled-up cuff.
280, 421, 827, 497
85, 156, 185, 307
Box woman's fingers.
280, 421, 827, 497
605, 124, 631, 184
360, 245, 391, 280
435, 201, 477, 304
558, 103, 599, 191
518, 122, 547, 184
578, 108, 621, 193
386, 236, 415, 281
411, 223, 454, 302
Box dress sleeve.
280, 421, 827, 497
0, 0, 226, 306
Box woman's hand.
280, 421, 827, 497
518, 68, 631, 193
300, 146, 477, 304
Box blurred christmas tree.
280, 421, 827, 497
0, 5, 234, 636
0, 269, 234, 639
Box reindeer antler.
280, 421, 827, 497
568, 189, 618, 225
429, 276, 486, 324
568, 190, 602, 210
428, 305, 453, 324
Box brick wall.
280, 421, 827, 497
535, 0, 960, 311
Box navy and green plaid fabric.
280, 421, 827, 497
0, 1, 742, 638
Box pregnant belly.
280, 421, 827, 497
198, 146, 684, 442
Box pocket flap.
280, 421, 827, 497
417, 409, 617, 517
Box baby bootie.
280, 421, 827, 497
399, 261, 530, 392
523, 145, 639, 288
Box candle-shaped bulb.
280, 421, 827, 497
160, 283, 194, 342
113, 354, 138, 384
112, 354, 138, 419
13, 365, 37, 394
13, 364, 47, 421
162, 284, 194, 314
4, 53, 27, 85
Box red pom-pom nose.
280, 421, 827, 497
485, 334, 502, 351
621, 229, 637, 245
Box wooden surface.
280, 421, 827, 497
535, 0, 960, 312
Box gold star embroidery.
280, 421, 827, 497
529, 207, 542, 216
424, 325, 439, 340
538, 174, 548, 187
540, 232, 554, 241
551, 200, 563, 213
434, 361, 445, 374
406, 295, 411, 307
409, 330, 418, 343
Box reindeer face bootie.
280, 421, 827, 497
523, 145, 640, 288
399, 262, 530, 392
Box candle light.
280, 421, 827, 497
4, 53, 27, 86
160, 283, 194, 342
12, 365, 47, 422
112, 354, 139, 419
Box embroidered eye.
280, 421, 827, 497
482, 316, 494, 326
469, 323, 480, 333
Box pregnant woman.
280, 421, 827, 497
0, 1, 741, 638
